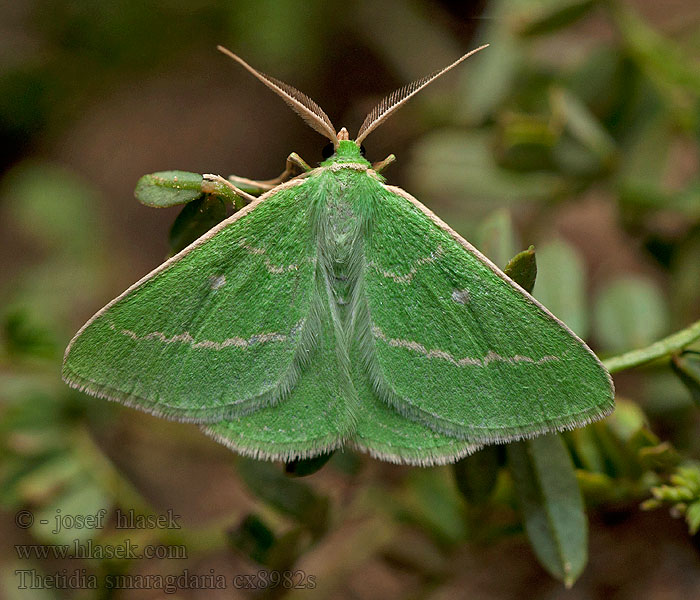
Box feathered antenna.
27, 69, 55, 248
355, 44, 489, 144
218, 46, 338, 146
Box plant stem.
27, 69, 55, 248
603, 319, 700, 373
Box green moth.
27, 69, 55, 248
62, 46, 614, 466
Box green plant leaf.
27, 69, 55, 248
505, 246, 537, 294
616, 111, 671, 189
227, 513, 276, 565
671, 351, 700, 406
686, 501, 700, 535
2, 307, 59, 359
618, 182, 700, 221
497, 113, 558, 171
508, 434, 587, 587
604, 397, 647, 442
401, 468, 467, 545
476, 209, 518, 270
590, 421, 638, 479
457, 24, 520, 124
517, 0, 599, 37
609, 1, 700, 99
594, 276, 669, 353
533, 239, 588, 338
453, 447, 500, 504
551, 87, 617, 173
566, 46, 621, 115
566, 428, 606, 473
34, 478, 111, 544
134, 171, 205, 207
284, 452, 334, 477
235, 458, 329, 538
409, 131, 564, 218
168, 195, 227, 255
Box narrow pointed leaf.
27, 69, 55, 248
227, 514, 276, 565
505, 246, 537, 294
236, 458, 329, 538
402, 468, 468, 544
508, 434, 587, 587
671, 351, 700, 406
517, 0, 598, 37
566, 427, 606, 473
550, 87, 617, 170
457, 25, 520, 123
453, 446, 500, 504
534, 239, 588, 338
594, 276, 669, 353
284, 451, 334, 477
168, 195, 226, 255
476, 209, 517, 271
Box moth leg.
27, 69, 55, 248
227, 153, 312, 197
202, 173, 257, 205
286, 152, 312, 173
372, 154, 396, 173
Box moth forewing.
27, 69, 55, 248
62, 178, 319, 422
360, 183, 614, 443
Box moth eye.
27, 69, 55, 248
321, 142, 335, 159
360, 144, 367, 158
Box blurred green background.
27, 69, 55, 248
1, 0, 700, 598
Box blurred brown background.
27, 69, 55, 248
1, 0, 700, 598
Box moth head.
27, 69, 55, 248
217, 44, 489, 154
321, 129, 367, 161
